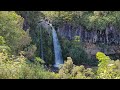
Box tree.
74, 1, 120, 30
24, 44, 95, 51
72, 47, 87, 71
59, 57, 95, 79
0, 11, 31, 54
96, 52, 120, 79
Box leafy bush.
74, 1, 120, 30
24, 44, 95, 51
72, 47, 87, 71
58, 53, 120, 79
34, 57, 45, 64
0, 50, 56, 79
58, 57, 95, 79
24, 45, 37, 59
20, 63, 56, 79
0, 36, 5, 45
0, 11, 31, 54
96, 52, 120, 79
61, 36, 92, 66
0, 36, 11, 53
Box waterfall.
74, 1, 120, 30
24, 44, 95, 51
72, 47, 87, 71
40, 20, 63, 68
50, 24, 64, 68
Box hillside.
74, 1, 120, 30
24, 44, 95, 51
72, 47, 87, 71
0, 11, 120, 79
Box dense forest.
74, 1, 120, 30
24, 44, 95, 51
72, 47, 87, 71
1, 11, 120, 79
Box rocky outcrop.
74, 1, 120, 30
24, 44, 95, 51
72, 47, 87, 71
56, 23, 120, 56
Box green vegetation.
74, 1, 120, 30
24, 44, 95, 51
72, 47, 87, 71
0, 11, 120, 79
1, 50, 120, 79
42, 11, 120, 31
0, 51, 56, 79
17, 11, 54, 64
60, 36, 92, 66
0, 11, 31, 55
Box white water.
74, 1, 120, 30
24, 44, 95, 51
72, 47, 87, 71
51, 24, 64, 68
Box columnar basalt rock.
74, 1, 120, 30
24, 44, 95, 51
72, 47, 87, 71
56, 24, 120, 55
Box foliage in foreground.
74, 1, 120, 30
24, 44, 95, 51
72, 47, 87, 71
96, 52, 120, 79
58, 52, 120, 79
1, 44, 120, 79
58, 57, 95, 79
0, 50, 56, 79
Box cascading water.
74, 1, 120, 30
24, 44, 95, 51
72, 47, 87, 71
40, 20, 63, 68
50, 24, 64, 68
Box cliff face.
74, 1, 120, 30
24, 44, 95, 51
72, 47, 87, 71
56, 23, 120, 56
22, 17, 120, 58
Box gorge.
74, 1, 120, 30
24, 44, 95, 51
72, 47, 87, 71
1, 11, 120, 79
17, 11, 120, 66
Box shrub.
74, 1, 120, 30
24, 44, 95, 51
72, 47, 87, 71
0, 50, 56, 79
96, 52, 120, 79
58, 57, 95, 79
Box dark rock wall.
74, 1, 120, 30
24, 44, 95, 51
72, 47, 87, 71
56, 23, 120, 55
57, 24, 120, 45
